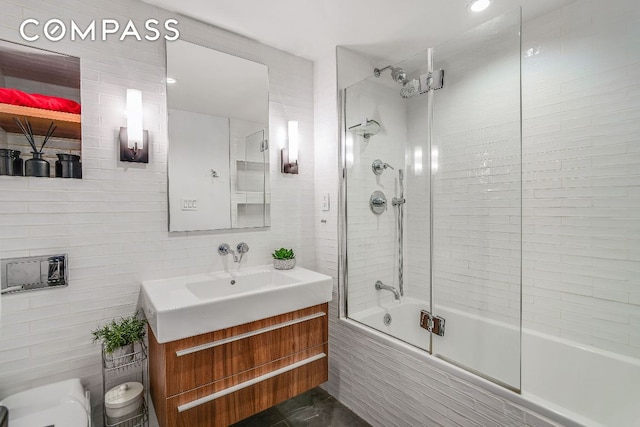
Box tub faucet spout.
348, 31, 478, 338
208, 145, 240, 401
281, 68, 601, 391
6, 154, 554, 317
375, 280, 400, 300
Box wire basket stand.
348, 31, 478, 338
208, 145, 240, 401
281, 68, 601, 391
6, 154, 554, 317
101, 341, 149, 427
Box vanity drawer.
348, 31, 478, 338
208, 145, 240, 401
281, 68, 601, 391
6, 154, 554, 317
166, 344, 328, 427
161, 303, 328, 396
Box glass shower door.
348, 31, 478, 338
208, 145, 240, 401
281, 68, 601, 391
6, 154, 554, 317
430, 9, 522, 390
343, 49, 432, 353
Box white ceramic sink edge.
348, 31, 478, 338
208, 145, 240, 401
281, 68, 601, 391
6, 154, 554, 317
141, 265, 333, 343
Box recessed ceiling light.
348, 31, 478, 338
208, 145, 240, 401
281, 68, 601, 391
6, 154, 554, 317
166, 77, 177, 84
469, 0, 491, 12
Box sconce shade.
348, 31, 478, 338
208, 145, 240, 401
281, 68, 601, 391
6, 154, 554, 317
281, 120, 299, 174
126, 89, 143, 149
120, 89, 149, 163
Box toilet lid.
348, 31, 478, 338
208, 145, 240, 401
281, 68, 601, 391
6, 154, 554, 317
105, 382, 143, 409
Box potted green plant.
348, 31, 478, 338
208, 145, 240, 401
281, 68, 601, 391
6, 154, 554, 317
272, 247, 296, 270
92, 312, 147, 368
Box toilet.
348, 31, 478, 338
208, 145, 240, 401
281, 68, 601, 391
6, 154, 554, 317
0, 378, 90, 427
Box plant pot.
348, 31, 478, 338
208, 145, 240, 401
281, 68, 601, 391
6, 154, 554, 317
25, 152, 49, 178
273, 258, 296, 270
104, 343, 135, 368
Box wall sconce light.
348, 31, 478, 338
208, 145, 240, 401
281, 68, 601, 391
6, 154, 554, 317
281, 120, 299, 174
119, 88, 149, 163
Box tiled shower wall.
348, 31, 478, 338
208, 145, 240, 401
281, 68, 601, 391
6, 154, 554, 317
0, 0, 315, 422
316, 0, 640, 425
521, 0, 640, 359
431, 11, 522, 327
344, 78, 407, 313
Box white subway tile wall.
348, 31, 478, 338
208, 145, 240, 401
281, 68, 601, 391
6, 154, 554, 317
431, 10, 522, 328
344, 79, 408, 312
0, 0, 315, 424
522, 0, 640, 359
319, 0, 640, 426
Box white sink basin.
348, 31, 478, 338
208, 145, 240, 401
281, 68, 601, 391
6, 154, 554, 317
141, 265, 333, 343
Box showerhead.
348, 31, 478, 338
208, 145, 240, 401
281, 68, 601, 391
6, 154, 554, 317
390, 67, 407, 84
400, 79, 420, 98
375, 65, 421, 98
374, 65, 407, 84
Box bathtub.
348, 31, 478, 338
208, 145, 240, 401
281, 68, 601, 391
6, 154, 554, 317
351, 297, 640, 427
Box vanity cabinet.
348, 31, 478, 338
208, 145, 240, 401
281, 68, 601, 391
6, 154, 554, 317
149, 303, 328, 427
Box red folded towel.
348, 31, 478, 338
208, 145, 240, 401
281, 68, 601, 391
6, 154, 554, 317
0, 88, 81, 114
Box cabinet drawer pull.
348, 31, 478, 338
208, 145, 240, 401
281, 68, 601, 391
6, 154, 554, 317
175, 312, 326, 357
177, 352, 326, 413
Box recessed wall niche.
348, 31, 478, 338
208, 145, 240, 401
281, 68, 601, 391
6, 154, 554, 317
0, 39, 81, 178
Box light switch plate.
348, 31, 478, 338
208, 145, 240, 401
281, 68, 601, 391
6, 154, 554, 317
182, 199, 198, 211
322, 193, 330, 211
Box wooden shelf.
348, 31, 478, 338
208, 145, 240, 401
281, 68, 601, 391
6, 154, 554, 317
0, 103, 81, 140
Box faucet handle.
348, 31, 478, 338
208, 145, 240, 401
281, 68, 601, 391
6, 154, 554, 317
236, 242, 249, 254
218, 243, 231, 256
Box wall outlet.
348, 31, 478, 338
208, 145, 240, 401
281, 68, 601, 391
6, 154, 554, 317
322, 193, 330, 211
181, 199, 198, 211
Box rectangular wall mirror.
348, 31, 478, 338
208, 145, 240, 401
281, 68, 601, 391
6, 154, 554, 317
0, 39, 81, 179
167, 40, 270, 232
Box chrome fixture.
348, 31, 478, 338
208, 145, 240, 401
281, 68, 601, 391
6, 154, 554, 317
374, 65, 445, 98
236, 242, 249, 263
372, 159, 394, 175
374, 65, 407, 83
420, 70, 445, 93
420, 310, 446, 336
218, 242, 249, 263
349, 118, 381, 139
383, 313, 392, 326
375, 280, 400, 300
370, 191, 387, 215
392, 169, 406, 296
1, 254, 68, 294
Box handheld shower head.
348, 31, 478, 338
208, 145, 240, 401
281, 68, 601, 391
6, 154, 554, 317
400, 79, 420, 98
375, 65, 421, 98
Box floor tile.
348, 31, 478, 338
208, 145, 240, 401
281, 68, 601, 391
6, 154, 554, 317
285, 396, 370, 427
230, 405, 288, 427
275, 387, 331, 416
231, 388, 370, 427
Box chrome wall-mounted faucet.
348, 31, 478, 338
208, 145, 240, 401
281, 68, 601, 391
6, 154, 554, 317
218, 242, 250, 263
375, 280, 400, 300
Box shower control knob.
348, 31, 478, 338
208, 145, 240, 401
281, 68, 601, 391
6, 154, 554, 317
370, 191, 388, 215
372, 159, 394, 175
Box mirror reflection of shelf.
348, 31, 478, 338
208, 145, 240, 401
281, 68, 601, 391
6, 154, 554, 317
232, 192, 271, 204
235, 159, 268, 193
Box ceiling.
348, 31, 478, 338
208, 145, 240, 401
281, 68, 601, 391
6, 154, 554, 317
142, 0, 575, 62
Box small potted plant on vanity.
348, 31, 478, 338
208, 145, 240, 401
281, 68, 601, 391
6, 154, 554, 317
92, 312, 147, 368
272, 247, 296, 270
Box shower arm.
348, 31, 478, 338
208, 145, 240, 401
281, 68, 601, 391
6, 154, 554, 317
374, 66, 393, 78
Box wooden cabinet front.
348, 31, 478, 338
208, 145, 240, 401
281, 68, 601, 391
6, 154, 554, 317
149, 303, 329, 427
